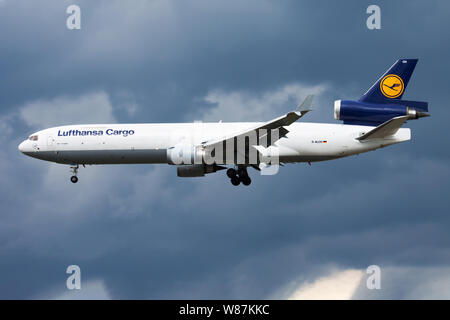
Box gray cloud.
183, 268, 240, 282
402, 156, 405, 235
20, 92, 116, 128
0, 0, 449, 299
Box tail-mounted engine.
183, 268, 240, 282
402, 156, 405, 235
334, 99, 429, 126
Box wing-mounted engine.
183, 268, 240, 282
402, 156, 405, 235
167, 144, 226, 177
167, 144, 205, 165
177, 164, 226, 177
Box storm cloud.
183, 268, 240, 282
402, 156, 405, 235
0, 0, 449, 299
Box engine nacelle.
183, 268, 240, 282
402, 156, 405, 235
334, 100, 428, 126
177, 164, 224, 177
167, 144, 205, 165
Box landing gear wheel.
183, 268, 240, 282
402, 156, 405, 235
241, 176, 251, 186
237, 168, 247, 177
69, 164, 79, 183
226, 168, 237, 179
230, 176, 240, 186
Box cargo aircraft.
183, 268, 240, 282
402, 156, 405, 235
18, 59, 429, 186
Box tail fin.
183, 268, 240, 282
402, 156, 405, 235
359, 59, 418, 103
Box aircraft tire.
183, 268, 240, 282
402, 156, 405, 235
237, 168, 248, 178
230, 176, 240, 186
241, 176, 251, 186
70, 176, 78, 183
226, 168, 237, 178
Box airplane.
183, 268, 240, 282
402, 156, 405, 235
18, 59, 429, 186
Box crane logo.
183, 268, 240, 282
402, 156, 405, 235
380, 74, 404, 98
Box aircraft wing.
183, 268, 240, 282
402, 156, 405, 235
356, 115, 409, 141
201, 95, 314, 149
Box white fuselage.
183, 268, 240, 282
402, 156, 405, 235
18, 122, 411, 165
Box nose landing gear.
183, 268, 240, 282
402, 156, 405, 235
227, 167, 251, 186
70, 165, 79, 183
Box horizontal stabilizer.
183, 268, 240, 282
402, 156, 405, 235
356, 115, 409, 141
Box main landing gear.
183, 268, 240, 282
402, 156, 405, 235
226, 167, 251, 186
70, 165, 79, 183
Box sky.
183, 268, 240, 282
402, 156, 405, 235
0, 0, 449, 299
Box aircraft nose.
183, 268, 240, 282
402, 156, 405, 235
18, 140, 29, 153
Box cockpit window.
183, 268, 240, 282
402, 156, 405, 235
29, 135, 38, 141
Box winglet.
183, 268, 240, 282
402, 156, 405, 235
296, 95, 315, 115
252, 145, 268, 157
